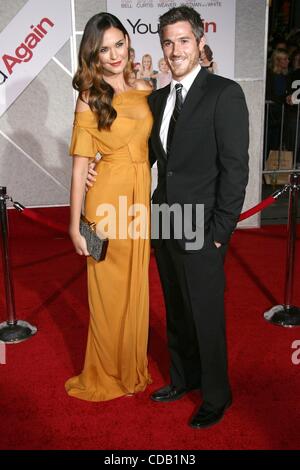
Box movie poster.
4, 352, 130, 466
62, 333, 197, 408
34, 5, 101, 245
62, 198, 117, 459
107, 0, 236, 87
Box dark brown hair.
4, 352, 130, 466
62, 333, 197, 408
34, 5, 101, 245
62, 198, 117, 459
158, 6, 204, 44
73, 13, 131, 130
203, 44, 213, 62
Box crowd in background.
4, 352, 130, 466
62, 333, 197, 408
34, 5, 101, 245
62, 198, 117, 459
128, 43, 217, 90
266, 29, 300, 167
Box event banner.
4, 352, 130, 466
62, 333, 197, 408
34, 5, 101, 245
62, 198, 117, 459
107, 0, 236, 87
0, 0, 72, 117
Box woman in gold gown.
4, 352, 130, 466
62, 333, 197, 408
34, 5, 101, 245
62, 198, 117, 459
65, 13, 153, 401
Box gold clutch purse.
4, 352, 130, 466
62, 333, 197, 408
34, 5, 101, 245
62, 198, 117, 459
79, 215, 108, 261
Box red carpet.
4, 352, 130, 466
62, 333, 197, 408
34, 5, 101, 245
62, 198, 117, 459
0, 207, 300, 450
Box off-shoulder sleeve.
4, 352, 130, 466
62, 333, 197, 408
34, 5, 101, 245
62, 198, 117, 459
69, 112, 98, 158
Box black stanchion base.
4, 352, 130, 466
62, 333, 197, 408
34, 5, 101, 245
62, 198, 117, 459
0, 320, 37, 343
264, 305, 300, 327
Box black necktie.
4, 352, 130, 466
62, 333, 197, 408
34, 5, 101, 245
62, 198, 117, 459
166, 83, 183, 156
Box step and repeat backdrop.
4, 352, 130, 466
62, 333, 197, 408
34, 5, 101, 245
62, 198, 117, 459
107, 0, 236, 81
0, 0, 266, 227
0, 0, 236, 116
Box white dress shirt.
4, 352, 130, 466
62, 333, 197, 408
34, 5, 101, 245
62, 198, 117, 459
160, 64, 201, 153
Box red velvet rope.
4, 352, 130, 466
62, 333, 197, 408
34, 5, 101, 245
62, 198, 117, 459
238, 195, 277, 221
21, 209, 68, 235
19, 195, 278, 232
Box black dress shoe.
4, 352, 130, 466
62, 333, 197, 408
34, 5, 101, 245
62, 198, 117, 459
151, 384, 189, 403
189, 398, 232, 429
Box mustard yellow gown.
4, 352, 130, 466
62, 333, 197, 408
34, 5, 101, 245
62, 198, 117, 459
65, 89, 153, 401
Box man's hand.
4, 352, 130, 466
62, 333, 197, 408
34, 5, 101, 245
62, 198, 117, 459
214, 241, 222, 248
86, 161, 97, 192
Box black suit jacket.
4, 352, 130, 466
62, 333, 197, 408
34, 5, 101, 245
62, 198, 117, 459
148, 68, 249, 251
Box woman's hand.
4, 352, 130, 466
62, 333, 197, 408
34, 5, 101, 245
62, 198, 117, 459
69, 229, 90, 256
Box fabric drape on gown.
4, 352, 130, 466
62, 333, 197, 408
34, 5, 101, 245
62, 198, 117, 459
65, 89, 153, 401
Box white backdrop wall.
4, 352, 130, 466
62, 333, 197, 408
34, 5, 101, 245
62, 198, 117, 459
0, 0, 267, 228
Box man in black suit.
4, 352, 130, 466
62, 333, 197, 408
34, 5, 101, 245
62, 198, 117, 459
148, 6, 249, 429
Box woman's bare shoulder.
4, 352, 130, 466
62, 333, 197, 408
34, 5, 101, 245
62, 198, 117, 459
132, 79, 152, 91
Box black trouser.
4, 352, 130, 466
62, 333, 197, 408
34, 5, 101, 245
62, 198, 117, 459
155, 239, 231, 409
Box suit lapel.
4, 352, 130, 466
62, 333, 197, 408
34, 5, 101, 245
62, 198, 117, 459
152, 68, 209, 161
174, 68, 208, 132
153, 85, 169, 160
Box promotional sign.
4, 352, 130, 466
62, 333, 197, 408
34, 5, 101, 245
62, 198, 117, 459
107, 0, 236, 85
0, 0, 72, 117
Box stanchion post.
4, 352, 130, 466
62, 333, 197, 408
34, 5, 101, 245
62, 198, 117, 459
0, 186, 16, 324
0, 186, 37, 342
264, 173, 300, 327
285, 174, 299, 308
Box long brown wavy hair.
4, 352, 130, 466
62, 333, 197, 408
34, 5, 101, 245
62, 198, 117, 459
73, 13, 131, 130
